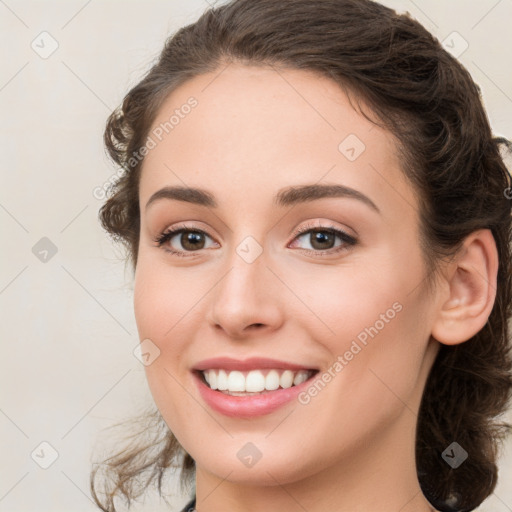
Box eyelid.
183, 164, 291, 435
287, 220, 357, 255
154, 220, 357, 257
289, 219, 356, 240
152, 222, 218, 253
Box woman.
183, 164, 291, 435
91, 0, 512, 511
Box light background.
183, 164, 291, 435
1, 1, 511, 511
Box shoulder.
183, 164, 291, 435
180, 496, 196, 512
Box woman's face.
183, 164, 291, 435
134, 64, 440, 487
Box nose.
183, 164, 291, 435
208, 244, 284, 340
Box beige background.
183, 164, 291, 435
1, 1, 511, 511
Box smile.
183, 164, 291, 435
201, 368, 316, 395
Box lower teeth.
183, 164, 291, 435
218, 388, 292, 396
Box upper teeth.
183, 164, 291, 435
202, 369, 313, 392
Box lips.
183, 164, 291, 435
193, 356, 318, 372
191, 357, 319, 417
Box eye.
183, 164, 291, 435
153, 221, 357, 258
153, 223, 218, 257
289, 222, 357, 256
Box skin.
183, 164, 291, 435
133, 63, 498, 512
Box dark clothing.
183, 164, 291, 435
181, 496, 196, 512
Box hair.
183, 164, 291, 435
92, 0, 512, 511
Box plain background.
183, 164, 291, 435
1, 1, 511, 511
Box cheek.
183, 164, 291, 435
295, 246, 431, 406
133, 254, 201, 342
288, 262, 410, 353
133, 258, 197, 414
310, 241, 428, 350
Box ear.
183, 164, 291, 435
431, 229, 498, 345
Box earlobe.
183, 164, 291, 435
431, 229, 498, 345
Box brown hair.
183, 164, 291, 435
92, 1, 512, 511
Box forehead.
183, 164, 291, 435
139, 63, 416, 218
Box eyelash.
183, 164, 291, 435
152, 221, 357, 258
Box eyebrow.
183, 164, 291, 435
145, 183, 380, 213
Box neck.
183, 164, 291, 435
193, 406, 436, 512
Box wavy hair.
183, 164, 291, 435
91, 1, 512, 511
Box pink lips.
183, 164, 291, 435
192, 357, 318, 418
193, 356, 316, 372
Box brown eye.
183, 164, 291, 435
291, 225, 357, 255
309, 230, 336, 250
180, 231, 206, 251
154, 227, 217, 255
